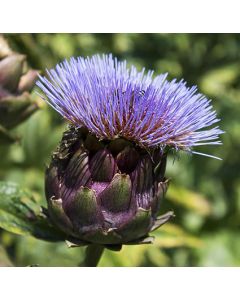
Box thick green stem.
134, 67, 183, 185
80, 244, 104, 267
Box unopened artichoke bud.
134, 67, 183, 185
0, 92, 38, 129
0, 35, 39, 130
0, 54, 25, 92
37, 54, 223, 246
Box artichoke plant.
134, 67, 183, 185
0, 35, 39, 135
37, 54, 223, 252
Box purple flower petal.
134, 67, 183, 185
36, 54, 223, 157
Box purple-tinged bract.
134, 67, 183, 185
37, 54, 223, 156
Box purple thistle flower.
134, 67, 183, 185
36, 54, 223, 247
37, 54, 223, 159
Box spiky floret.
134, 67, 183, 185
36, 54, 223, 158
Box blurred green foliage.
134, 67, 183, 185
0, 33, 239, 266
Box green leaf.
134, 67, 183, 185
0, 181, 65, 241
167, 185, 212, 216
200, 63, 239, 96
0, 245, 13, 267
154, 223, 203, 249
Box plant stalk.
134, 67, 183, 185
80, 244, 104, 267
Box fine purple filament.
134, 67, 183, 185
36, 54, 223, 158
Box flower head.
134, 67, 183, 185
36, 54, 223, 246
37, 54, 223, 158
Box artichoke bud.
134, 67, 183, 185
0, 54, 25, 92
0, 93, 38, 129
46, 126, 173, 246
0, 35, 39, 130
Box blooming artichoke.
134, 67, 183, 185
0, 35, 39, 130
37, 54, 223, 247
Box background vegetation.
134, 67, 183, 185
0, 33, 239, 266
